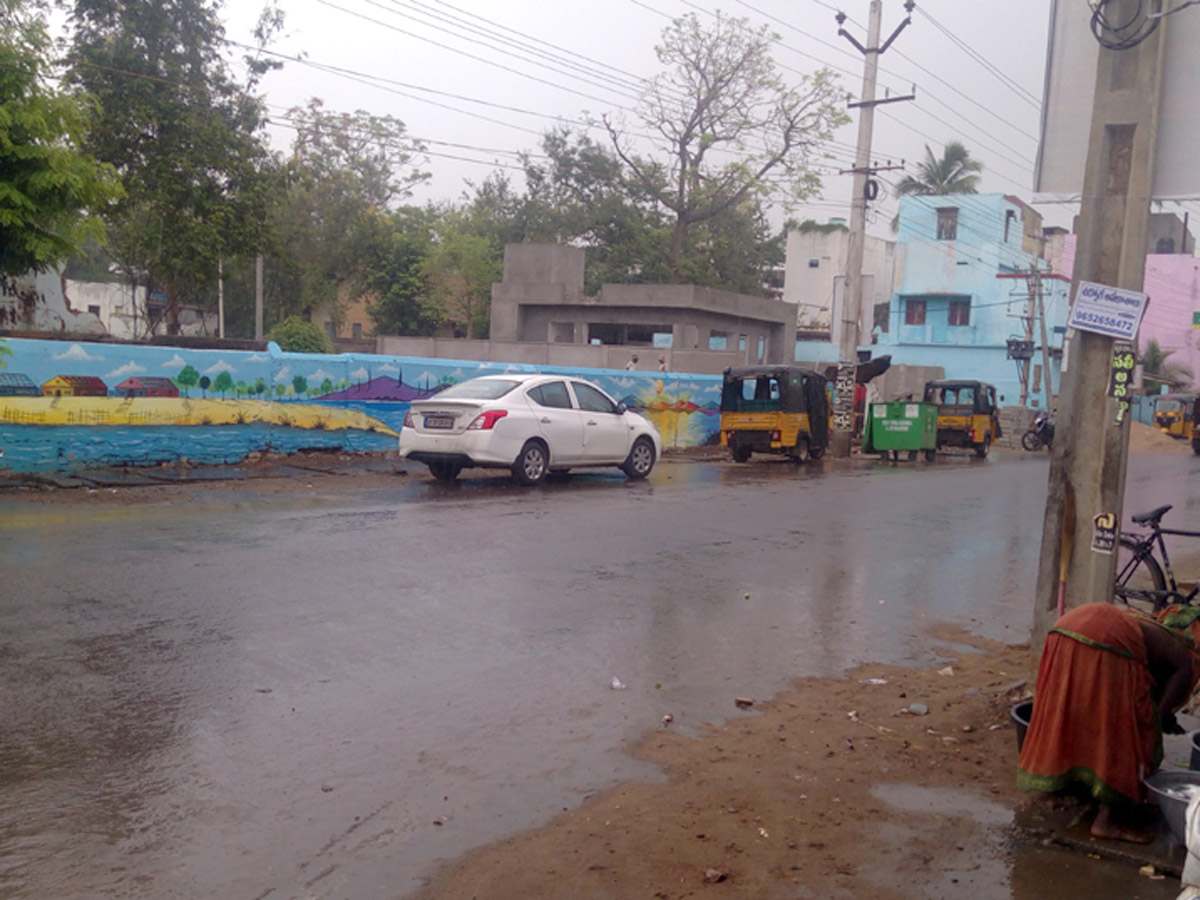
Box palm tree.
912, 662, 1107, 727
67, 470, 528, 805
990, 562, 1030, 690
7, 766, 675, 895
1141, 337, 1193, 392
896, 141, 984, 196
892, 141, 983, 231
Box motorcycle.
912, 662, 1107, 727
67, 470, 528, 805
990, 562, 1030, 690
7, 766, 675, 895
1021, 412, 1055, 451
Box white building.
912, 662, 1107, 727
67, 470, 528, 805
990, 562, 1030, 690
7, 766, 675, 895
782, 223, 897, 346
65, 280, 217, 339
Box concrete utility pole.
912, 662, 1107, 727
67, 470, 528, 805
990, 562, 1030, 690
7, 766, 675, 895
217, 258, 225, 340
1030, 0, 1168, 653
255, 254, 264, 341
830, 0, 915, 457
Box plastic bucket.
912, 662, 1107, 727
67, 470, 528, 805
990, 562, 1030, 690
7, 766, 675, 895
1011, 701, 1033, 753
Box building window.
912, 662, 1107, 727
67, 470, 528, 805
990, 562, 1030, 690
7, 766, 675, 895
324, 321, 336, 338
757, 336, 766, 362
1157, 237, 1176, 254
905, 299, 926, 325
1004, 210, 1016, 243
352, 323, 363, 339
936, 208, 958, 241
709, 331, 728, 351
808, 258, 819, 268
948, 300, 970, 326
738, 334, 747, 351
87, 305, 101, 317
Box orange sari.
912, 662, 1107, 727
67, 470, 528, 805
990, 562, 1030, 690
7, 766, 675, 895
1017, 603, 1157, 805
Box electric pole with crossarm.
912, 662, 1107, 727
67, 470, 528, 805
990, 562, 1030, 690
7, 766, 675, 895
829, 1, 916, 457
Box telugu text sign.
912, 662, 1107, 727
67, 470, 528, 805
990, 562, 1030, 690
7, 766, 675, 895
1067, 281, 1147, 341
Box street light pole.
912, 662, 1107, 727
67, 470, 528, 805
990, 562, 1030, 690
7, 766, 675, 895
830, 1, 915, 457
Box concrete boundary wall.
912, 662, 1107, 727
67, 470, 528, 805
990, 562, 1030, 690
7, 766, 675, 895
0, 337, 726, 474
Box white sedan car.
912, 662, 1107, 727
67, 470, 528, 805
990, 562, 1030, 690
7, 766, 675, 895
399, 373, 661, 485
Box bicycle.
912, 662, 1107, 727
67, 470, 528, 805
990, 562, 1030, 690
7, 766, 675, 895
1114, 504, 1200, 613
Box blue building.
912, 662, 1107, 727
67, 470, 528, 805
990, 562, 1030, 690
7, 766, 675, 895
874, 194, 1071, 409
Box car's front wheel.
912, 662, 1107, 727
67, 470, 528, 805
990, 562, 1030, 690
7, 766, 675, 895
622, 436, 656, 479
512, 440, 549, 485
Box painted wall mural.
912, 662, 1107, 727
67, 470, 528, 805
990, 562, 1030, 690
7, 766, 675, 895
0, 338, 723, 474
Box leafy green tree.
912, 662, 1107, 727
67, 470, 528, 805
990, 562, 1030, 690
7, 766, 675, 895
66, 0, 278, 331
267, 316, 332, 353
274, 383, 286, 399
212, 370, 234, 398
254, 377, 266, 398
602, 12, 847, 282
175, 364, 199, 397
0, 0, 121, 275
235, 380, 247, 397
319, 378, 334, 395
365, 207, 441, 336
199, 375, 211, 397
420, 224, 501, 339
272, 99, 428, 335
292, 374, 308, 397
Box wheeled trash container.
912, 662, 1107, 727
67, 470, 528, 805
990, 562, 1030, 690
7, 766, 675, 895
862, 401, 939, 461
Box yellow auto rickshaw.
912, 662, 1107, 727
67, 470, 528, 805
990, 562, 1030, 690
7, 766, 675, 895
923, 379, 1002, 458
720, 366, 829, 463
1153, 392, 1197, 440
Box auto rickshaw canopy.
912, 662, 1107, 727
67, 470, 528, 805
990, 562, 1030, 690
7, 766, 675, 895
721, 366, 827, 414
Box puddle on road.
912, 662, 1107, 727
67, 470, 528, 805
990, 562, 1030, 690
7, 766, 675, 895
868, 783, 1182, 900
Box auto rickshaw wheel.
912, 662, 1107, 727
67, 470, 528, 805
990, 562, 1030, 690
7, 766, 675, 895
974, 434, 991, 458
731, 445, 752, 463
924, 448, 936, 462
790, 436, 810, 463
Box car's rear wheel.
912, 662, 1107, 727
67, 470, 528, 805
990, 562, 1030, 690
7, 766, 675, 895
622, 436, 656, 479
428, 460, 463, 483
512, 440, 549, 485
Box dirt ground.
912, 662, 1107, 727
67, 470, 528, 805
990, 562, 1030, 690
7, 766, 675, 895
411, 628, 1035, 900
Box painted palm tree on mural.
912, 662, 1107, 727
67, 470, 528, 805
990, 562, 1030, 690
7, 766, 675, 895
892, 141, 984, 231
1141, 337, 1193, 393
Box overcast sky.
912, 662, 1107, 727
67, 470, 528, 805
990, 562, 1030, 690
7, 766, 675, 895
203, 1, 1190, 236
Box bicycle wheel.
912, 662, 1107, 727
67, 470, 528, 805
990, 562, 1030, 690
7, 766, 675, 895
1114, 535, 1167, 612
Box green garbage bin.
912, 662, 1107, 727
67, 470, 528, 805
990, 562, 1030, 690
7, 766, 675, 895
862, 401, 939, 460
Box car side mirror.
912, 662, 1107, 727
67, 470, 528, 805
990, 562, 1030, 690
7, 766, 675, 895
617, 402, 628, 414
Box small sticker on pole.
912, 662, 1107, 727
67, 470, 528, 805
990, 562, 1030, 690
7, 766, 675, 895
1092, 512, 1117, 554
1068, 281, 1148, 340
1110, 340, 1135, 422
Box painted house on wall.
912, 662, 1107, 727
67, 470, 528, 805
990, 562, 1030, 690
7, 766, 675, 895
113, 376, 180, 398
41, 375, 109, 397
0, 373, 41, 396
874, 193, 1072, 408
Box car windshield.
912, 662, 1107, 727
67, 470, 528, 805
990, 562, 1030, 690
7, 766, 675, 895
436, 379, 521, 400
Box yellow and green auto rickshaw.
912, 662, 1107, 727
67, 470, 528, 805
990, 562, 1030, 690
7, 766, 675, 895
922, 379, 1002, 458
1154, 392, 1198, 440
720, 366, 829, 463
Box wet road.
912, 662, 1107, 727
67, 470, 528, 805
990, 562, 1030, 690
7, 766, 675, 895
1, 449, 1196, 899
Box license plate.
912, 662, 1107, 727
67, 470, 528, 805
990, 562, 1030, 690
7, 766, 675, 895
424, 416, 454, 430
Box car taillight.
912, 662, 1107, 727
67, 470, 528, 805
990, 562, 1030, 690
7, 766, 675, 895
467, 410, 508, 430
403, 411, 414, 428
771, 430, 781, 442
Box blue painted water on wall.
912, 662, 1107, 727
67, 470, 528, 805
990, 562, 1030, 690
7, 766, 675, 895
0, 422, 398, 473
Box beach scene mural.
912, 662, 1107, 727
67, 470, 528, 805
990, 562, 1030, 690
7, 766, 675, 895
0, 337, 723, 474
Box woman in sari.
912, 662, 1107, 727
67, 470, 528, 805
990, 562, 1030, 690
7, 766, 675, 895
1017, 602, 1200, 842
